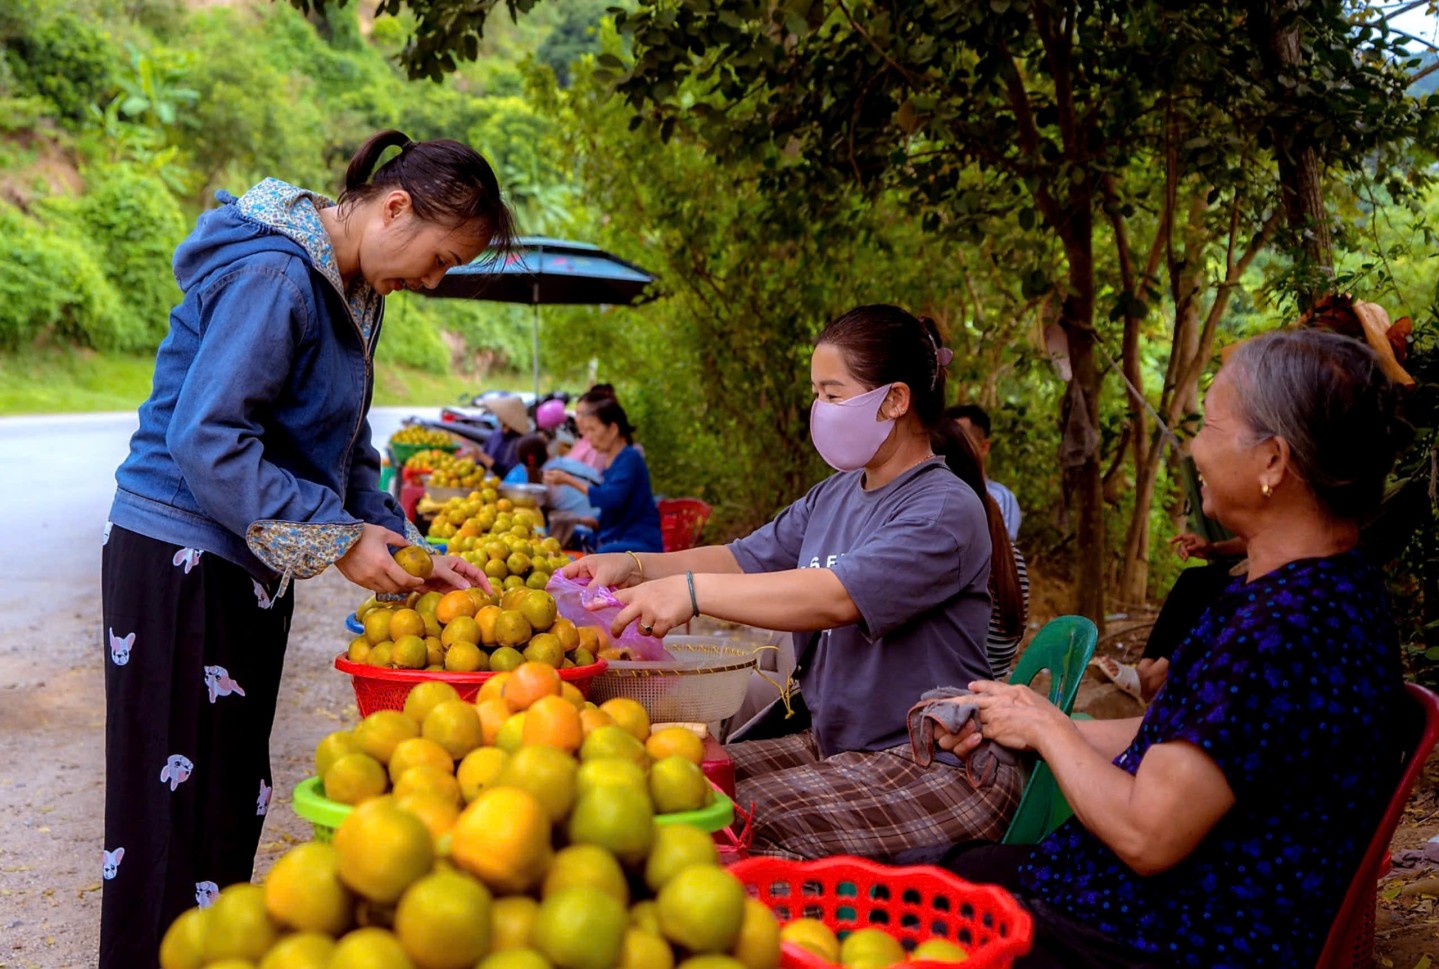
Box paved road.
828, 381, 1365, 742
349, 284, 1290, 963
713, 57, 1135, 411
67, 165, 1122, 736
0, 407, 441, 613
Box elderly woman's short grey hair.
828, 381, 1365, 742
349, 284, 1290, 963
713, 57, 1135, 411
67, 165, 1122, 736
1225, 329, 1407, 520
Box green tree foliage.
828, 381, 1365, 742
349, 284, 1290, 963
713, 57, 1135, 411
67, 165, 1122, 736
342, 0, 1433, 622
534, 2, 607, 87
113, 42, 196, 129
181, 7, 332, 201
523, 53, 1018, 534
468, 94, 575, 233
1, 5, 119, 126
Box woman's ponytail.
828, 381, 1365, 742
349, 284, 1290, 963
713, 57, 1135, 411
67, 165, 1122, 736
337, 129, 516, 250
931, 422, 1027, 638
343, 130, 412, 197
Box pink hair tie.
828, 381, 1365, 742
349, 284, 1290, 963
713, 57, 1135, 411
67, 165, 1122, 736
937, 347, 954, 367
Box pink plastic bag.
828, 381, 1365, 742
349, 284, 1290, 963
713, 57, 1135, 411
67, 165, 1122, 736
546, 573, 673, 662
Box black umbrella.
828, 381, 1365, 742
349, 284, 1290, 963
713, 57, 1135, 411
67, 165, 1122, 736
420, 236, 658, 396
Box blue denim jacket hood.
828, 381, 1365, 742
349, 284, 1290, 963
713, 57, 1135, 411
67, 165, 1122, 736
110, 179, 415, 585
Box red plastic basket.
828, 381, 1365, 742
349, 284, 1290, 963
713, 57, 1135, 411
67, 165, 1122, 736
730, 855, 1033, 969
334, 655, 608, 716
716, 797, 756, 866
658, 497, 712, 552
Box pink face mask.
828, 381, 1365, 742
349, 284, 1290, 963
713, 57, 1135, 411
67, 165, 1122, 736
810, 383, 895, 472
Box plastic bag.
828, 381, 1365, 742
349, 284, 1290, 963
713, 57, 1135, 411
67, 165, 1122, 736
547, 573, 673, 662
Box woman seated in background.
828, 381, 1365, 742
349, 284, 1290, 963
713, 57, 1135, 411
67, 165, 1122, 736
503, 433, 550, 486
507, 433, 600, 549
543, 397, 663, 554
932, 328, 1409, 969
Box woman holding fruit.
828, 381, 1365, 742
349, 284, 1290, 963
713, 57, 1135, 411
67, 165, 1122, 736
561, 304, 1017, 860
100, 130, 512, 968
930, 329, 1408, 969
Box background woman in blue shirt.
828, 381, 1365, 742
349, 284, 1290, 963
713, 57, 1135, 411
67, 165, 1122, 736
544, 397, 663, 553
935, 328, 1409, 969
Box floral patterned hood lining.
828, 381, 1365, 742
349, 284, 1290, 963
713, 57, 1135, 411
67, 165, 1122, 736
232, 177, 382, 345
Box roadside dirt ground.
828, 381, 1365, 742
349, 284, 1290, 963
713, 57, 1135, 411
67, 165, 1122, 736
0, 576, 1434, 968
0, 569, 356, 968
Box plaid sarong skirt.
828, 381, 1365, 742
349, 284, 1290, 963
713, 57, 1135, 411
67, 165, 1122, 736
728, 730, 1022, 861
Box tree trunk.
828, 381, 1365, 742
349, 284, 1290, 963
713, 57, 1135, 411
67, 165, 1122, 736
1276, 145, 1333, 294
1060, 212, 1105, 625
1263, 0, 1335, 298
1119, 257, 1200, 605
1108, 171, 1168, 608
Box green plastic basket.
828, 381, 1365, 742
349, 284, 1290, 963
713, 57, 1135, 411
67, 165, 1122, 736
655, 788, 736, 832
291, 776, 349, 843
292, 775, 735, 842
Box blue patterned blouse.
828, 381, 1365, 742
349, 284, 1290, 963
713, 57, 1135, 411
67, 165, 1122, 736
1020, 550, 1404, 968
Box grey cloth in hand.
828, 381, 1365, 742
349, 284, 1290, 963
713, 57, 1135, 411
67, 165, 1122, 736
906, 686, 1017, 788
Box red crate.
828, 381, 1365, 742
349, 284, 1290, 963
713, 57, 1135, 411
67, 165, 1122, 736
334, 655, 607, 716
730, 855, 1033, 969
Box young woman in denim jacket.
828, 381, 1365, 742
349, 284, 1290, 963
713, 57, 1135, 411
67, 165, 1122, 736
100, 130, 514, 968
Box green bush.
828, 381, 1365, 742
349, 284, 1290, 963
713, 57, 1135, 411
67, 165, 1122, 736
0, 204, 134, 351
42, 164, 187, 349
0, 96, 53, 134
375, 302, 451, 373
5, 11, 118, 125
181, 10, 330, 198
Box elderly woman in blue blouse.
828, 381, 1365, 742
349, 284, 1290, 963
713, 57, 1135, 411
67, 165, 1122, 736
933, 329, 1409, 969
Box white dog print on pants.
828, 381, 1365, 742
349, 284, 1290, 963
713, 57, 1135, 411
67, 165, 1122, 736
203, 666, 245, 704
108, 628, 134, 666
160, 755, 193, 791
172, 547, 203, 573
251, 579, 277, 610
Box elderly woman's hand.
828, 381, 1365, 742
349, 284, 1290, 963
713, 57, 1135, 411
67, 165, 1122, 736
937, 681, 1072, 755
934, 714, 983, 756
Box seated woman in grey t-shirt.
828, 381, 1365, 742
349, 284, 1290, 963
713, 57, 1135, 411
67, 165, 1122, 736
560, 304, 1020, 860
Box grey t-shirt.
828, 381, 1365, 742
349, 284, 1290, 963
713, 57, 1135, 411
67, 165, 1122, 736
729, 457, 992, 756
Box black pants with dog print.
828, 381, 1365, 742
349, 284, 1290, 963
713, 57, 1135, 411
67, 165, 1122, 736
100, 525, 292, 969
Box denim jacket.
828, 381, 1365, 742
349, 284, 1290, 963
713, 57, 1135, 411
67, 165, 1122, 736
110, 179, 419, 586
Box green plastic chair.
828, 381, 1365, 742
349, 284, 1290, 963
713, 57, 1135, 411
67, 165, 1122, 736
1001, 616, 1098, 844
1006, 615, 1098, 714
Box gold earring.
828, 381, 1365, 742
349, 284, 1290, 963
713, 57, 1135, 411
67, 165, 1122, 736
1261, 483, 1273, 498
